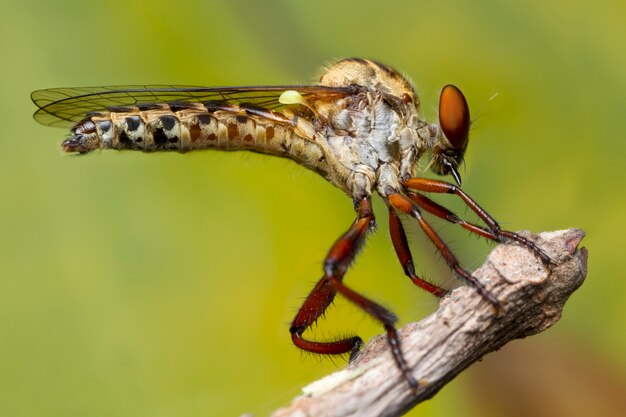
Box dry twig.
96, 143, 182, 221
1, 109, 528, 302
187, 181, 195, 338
270, 229, 587, 417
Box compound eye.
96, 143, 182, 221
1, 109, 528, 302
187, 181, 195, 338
439, 84, 470, 150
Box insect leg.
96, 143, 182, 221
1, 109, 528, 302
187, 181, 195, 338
290, 197, 417, 390
327, 275, 417, 391
403, 178, 552, 266
289, 197, 374, 359
387, 192, 501, 310
289, 275, 364, 358
388, 206, 448, 298
406, 191, 497, 241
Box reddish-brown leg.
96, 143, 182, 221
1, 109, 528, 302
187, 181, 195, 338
388, 193, 501, 310
289, 275, 363, 358
406, 191, 497, 241
290, 197, 417, 390
404, 178, 552, 266
388, 206, 448, 298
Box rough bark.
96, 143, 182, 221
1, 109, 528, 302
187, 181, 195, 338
270, 229, 588, 417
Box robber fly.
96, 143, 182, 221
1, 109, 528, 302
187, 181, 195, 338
32, 58, 551, 392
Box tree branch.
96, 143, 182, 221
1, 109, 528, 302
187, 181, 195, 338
270, 229, 588, 417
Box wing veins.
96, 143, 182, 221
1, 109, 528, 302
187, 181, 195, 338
32, 85, 354, 128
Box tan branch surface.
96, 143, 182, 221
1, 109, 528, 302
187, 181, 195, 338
271, 229, 587, 417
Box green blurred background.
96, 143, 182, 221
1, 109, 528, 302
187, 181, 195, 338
1, 0, 624, 416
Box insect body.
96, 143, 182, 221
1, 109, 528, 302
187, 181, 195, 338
32, 58, 551, 392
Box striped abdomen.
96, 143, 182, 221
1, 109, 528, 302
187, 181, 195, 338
65, 101, 328, 173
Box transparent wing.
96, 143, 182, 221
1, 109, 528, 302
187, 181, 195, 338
31, 85, 356, 128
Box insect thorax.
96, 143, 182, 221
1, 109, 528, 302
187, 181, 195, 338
314, 58, 435, 198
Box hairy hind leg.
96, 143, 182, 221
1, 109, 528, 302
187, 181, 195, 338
289, 197, 417, 389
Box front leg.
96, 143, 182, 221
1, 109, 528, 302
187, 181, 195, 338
403, 178, 552, 267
